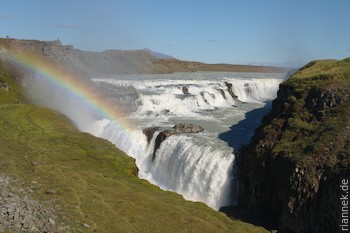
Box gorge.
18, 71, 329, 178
0, 38, 349, 233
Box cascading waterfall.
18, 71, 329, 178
150, 134, 236, 209
16, 49, 284, 210
89, 72, 285, 210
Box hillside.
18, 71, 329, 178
0, 38, 288, 78
0, 48, 268, 231
237, 58, 350, 233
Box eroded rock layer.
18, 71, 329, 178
237, 58, 350, 233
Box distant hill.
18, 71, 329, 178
143, 48, 174, 59
0, 38, 289, 78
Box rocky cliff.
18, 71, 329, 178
237, 58, 350, 232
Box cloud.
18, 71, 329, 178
52, 24, 79, 30
164, 43, 172, 47
347, 49, 350, 53
226, 42, 238, 46
0, 14, 11, 20
206, 39, 223, 44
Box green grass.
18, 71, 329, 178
0, 58, 268, 232
0, 60, 25, 104
269, 58, 350, 162
285, 58, 350, 90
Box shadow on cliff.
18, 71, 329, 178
219, 102, 274, 229
219, 102, 276, 230
219, 102, 272, 149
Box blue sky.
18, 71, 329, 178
0, 0, 349, 66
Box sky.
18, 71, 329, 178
0, 0, 349, 66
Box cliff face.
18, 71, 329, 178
238, 58, 350, 233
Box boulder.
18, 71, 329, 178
142, 127, 159, 144
174, 123, 204, 133
182, 86, 189, 94
148, 123, 204, 160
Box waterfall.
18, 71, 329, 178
88, 72, 285, 209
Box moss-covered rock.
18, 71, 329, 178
238, 58, 350, 233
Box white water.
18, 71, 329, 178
87, 72, 285, 210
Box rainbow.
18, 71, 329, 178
6, 49, 137, 140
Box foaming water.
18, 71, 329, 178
150, 134, 235, 208
88, 119, 236, 209
87, 72, 285, 210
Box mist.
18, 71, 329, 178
26, 72, 100, 131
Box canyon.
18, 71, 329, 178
1, 38, 349, 233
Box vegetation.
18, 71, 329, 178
0, 60, 25, 104
269, 58, 350, 162
0, 59, 268, 231
285, 58, 350, 89
238, 58, 350, 233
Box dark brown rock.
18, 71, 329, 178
153, 130, 175, 160
182, 86, 189, 94
152, 124, 204, 160
174, 123, 204, 133
142, 127, 159, 144
225, 82, 239, 100
199, 92, 208, 104
218, 89, 226, 99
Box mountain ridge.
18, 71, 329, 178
0, 38, 289, 78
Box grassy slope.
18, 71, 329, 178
284, 58, 350, 92
271, 58, 350, 162
0, 60, 25, 104
0, 62, 267, 232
